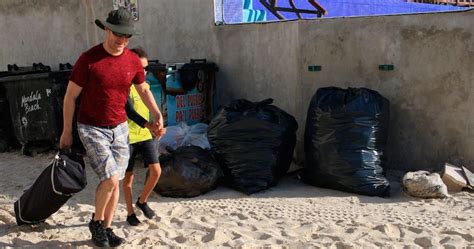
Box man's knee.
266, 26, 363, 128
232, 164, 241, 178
100, 176, 120, 191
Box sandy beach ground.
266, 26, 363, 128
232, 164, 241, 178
0, 151, 472, 248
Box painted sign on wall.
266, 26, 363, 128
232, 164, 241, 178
113, 0, 139, 20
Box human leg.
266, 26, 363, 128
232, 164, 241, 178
89, 184, 124, 248
123, 171, 141, 226
78, 122, 129, 247
96, 181, 123, 247
122, 144, 141, 225
122, 172, 135, 216
103, 122, 130, 227
78, 123, 129, 221
123, 144, 137, 216
140, 163, 161, 203
136, 139, 161, 219
77, 123, 116, 247
94, 176, 119, 223
103, 122, 130, 246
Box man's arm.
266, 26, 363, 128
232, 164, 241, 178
134, 82, 163, 129
59, 81, 82, 150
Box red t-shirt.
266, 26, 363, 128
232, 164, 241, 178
70, 44, 145, 126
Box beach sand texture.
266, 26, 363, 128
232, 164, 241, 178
0, 151, 472, 248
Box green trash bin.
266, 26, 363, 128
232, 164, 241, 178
0, 65, 49, 153
50, 64, 84, 153
50, 66, 72, 141
0, 70, 59, 155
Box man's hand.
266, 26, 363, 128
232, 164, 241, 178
60, 81, 82, 151
59, 132, 73, 150
154, 127, 167, 139
150, 111, 164, 131
145, 122, 166, 139
153, 112, 164, 130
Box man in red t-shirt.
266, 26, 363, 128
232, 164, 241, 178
59, 9, 164, 247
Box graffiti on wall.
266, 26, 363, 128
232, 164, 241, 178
113, 0, 139, 20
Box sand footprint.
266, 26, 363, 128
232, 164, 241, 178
258, 233, 272, 240
247, 224, 259, 232
439, 236, 457, 245
200, 216, 216, 223
76, 211, 93, 222
414, 236, 436, 247
334, 241, 357, 249
170, 217, 184, 226
0, 208, 15, 224
230, 212, 248, 220
406, 226, 423, 234
311, 233, 340, 243
373, 224, 401, 238
441, 230, 473, 241
173, 235, 187, 244
201, 228, 231, 244
201, 228, 216, 243
137, 236, 152, 246
345, 227, 357, 234
224, 238, 245, 247
167, 206, 191, 217
146, 221, 159, 230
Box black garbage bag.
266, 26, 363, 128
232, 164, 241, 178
208, 98, 298, 195
153, 146, 222, 198
14, 151, 87, 225
302, 87, 390, 197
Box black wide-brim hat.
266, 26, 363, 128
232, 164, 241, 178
95, 9, 141, 35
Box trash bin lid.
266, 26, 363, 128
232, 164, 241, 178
0, 70, 44, 78
0, 72, 50, 83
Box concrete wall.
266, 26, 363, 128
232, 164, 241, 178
0, 0, 218, 69
138, 0, 218, 63
214, 11, 474, 171
215, 22, 299, 117
297, 13, 474, 170
0, 0, 108, 69
1, 0, 472, 171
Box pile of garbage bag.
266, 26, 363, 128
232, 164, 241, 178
207, 99, 298, 194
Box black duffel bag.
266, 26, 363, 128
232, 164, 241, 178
14, 151, 87, 225
302, 87, 390, 197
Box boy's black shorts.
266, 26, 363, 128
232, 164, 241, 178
126, 139, 160, 172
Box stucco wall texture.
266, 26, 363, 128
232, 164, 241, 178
1, 0, 472, 171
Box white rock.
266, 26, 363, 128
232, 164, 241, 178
402, 171, 450, 198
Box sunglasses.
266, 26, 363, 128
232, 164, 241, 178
111, 31, 132, 38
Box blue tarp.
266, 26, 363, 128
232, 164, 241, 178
217, 0, 467, 24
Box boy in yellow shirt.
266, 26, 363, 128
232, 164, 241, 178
123, 47, 165, 226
